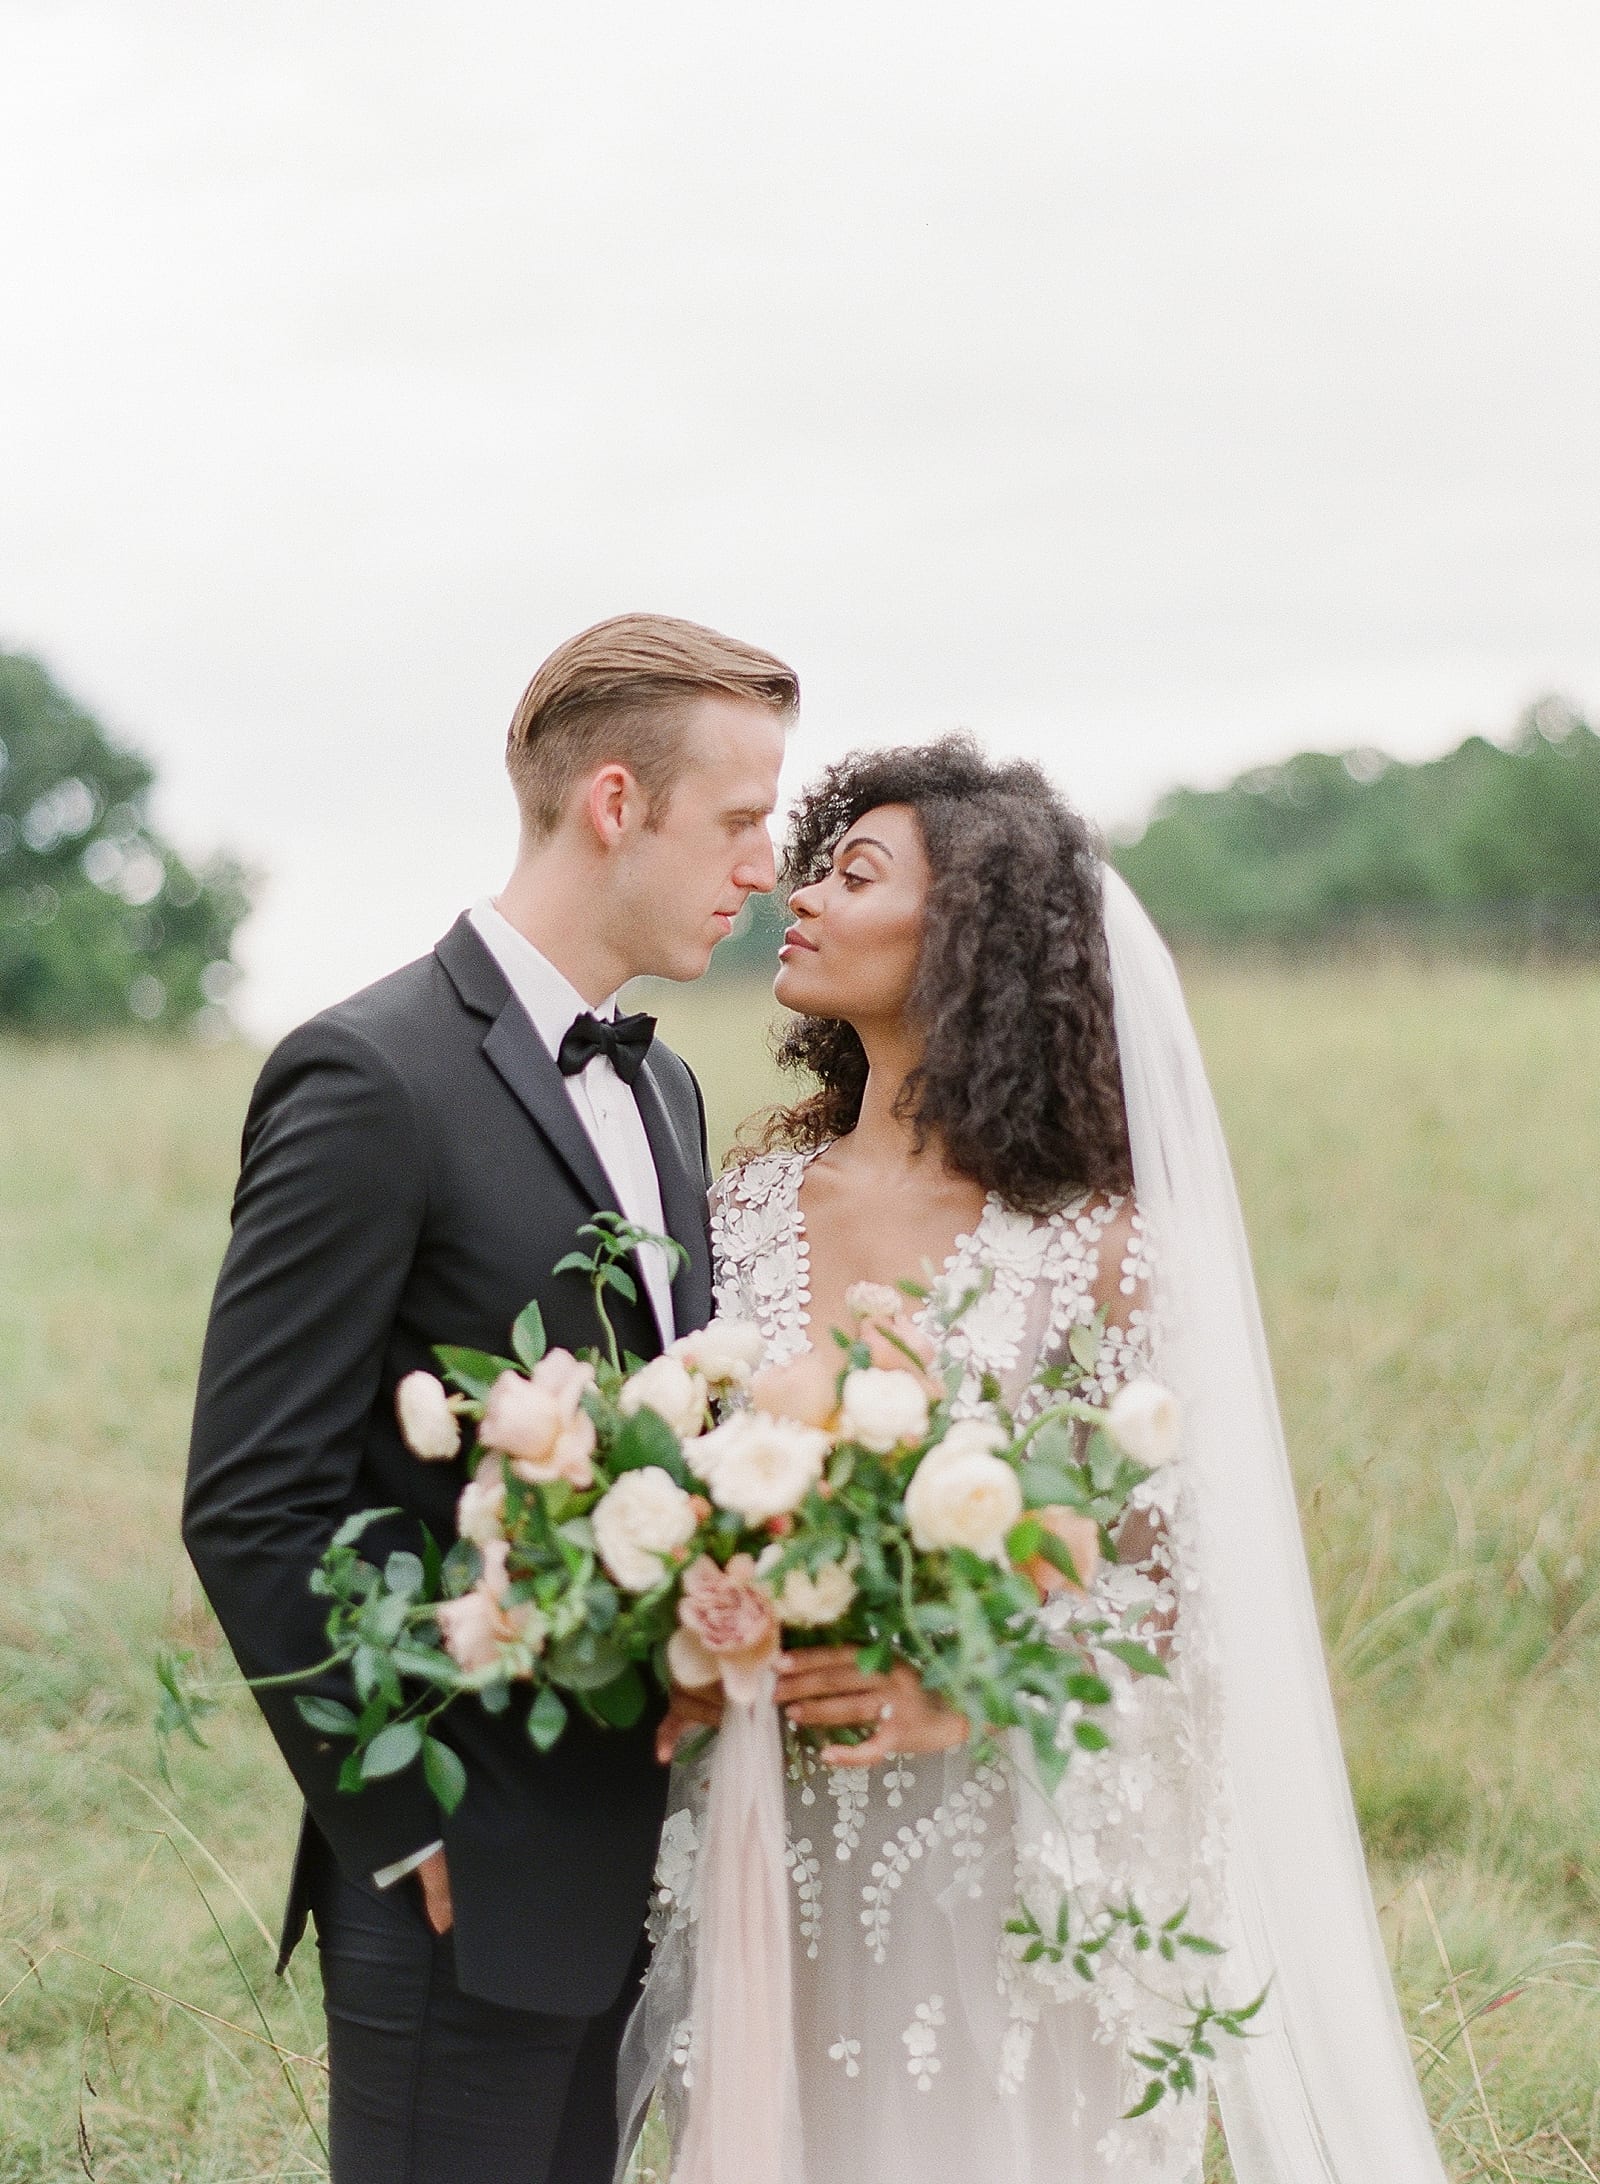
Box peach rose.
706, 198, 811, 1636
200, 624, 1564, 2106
675, 1553, 781, 1702
456, 1463, 508, 1546
436, 1587, 506, 1672
436, 1537, 543, 1671
479, 1358, 597, 1489
1023, 1506, 1102, 1596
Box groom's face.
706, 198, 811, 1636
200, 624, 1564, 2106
610, 695, 785, 980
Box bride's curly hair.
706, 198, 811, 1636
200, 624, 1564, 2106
757, 734, 1132, 1212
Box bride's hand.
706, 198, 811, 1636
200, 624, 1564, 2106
655, 1679, 725, 1764
776, 1648, 968, 1767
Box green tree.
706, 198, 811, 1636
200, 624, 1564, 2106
0, 650, 251, 1033
1113, 696, 1600, 950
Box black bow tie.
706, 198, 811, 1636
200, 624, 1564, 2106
556, 1009, 656, 1086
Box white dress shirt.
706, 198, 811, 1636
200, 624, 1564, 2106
466, 897, 676, 1348
371, 900, 680, 1892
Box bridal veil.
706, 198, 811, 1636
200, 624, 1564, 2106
1101, 866, 1448, 2182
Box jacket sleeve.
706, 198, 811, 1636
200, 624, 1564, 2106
183, 1016, 440, 1878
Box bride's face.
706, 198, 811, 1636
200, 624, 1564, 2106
774, 802, 930, 1023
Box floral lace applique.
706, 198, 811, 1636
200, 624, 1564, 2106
829, 1766, 870, 1859
648, 1806, 701, 1944
786, 1832, 823, 1959
828, 2035, 862, 2077
901, 1995, 946, 2090
860, 1765, 1000, 1964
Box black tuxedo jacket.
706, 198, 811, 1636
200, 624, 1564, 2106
183, 915, 713, 2015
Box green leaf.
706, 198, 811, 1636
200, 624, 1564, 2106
295, 1695, 359, 1737
1020, 1458, 1083, 1512
330, 1506, 400, 1551
1123, 2079, 1166, 2121
1035, 1532, 1090, 1586
419, 1525, 444, 1596
587, 1665, 647, 1729
440, 1538, 482, 1598
337, 1751, 365, 1794
1068, 1322, 1102, 1373
511, 1300, 548, 1371
1073, 1719, 1112, 1752
527, 1684, 569, 1751
433, 1346, 518, 1400
362, 1591, 411, 1645
1007, 1517, 1044, 1563
360, 1719, 423, 1779
422, 1736, 468, 1814
1101, 1638, 1169, 1680
547, 1629, 629, 1691
608, 1407, 689, 1483
601, 1264, 639, 1303
384, 1550, 426, 1600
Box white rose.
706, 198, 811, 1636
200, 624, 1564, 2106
755, 1543, 858, 1628
395, 1371, 461, 1461
918, 1414, 1009, 1475
618, 1355, 708, 1440
694, 1412, 830, 1525
665, 1625, 721, 1689
837, 1367, 930, 1454
1104, 1379, 1182, 1467
456, 1463, 507, 1546
592, 1466, 700, 1592
844, 1280, 905, 1324
904, 1447, 1023, 1561
670, 1319, 767, 1388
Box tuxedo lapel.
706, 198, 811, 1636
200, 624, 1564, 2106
437, 916, 617, 1217
436, 915, 713, 1333
481, 1006, 620, 1215
633, 1054, 714, 1331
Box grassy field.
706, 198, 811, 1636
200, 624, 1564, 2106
2, 962, 1598, 2181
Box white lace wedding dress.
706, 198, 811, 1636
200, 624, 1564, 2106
630, 1147, 1228, 2184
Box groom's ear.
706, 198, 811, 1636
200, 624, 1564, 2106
582, 761, 650, 851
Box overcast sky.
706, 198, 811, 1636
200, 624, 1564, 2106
3, 0, 1596, 1034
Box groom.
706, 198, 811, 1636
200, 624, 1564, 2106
183, 615, 795, 2183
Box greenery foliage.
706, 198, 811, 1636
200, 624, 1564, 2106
0, 651, 250, 1033
1113, 695, 1600, 950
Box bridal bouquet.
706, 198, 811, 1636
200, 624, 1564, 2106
160, 1215, 1252, 2118
285, 1213, 1182, 1820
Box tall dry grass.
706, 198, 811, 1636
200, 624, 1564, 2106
1, 960, 1596, 2179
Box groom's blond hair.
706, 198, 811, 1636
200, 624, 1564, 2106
506, 614, 799, 836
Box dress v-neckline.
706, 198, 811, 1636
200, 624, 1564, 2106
785, 1143, 1001, 1357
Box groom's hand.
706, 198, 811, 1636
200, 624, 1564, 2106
416, 1847, 454, 1935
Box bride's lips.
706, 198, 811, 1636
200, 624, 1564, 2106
778, 927, 818, 959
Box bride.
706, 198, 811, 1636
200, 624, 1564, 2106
622, 736, 1452, 2184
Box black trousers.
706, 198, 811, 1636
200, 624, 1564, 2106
309, 1851, 645, 2184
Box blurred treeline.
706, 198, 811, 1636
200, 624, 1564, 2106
709, 694, 1599, 977
1113, 695, 1600, 953
0, 652, 250, 1034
